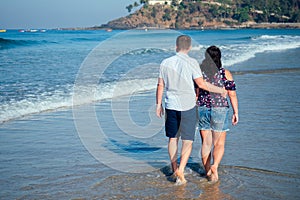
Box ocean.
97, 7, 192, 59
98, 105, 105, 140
0, 28, 299, 199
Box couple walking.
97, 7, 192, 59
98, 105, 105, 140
156, 35, 239, 185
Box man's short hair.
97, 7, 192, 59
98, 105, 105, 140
176, 35, 191, 51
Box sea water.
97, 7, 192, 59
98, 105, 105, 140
1, 29, 299, 123
0, 29, 299, 199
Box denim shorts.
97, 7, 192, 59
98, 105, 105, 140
165, 107, 197, 141
197, 106, 230, 132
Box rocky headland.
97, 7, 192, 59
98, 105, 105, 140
99, 0, 300, 30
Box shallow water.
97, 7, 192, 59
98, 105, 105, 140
1, 70, 299, 199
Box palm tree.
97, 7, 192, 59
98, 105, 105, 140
140, 0, 148, 4
126, 4, 134, 12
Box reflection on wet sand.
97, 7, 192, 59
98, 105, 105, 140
198, 181, 235, 200
88, 162, 300, 199
91, 164, 236, 199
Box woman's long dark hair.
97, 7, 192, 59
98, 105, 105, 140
200, 46, 222, 79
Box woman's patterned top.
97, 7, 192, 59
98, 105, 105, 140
197, 68, 236, 108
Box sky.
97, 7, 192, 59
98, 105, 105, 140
0, 0, 138, 29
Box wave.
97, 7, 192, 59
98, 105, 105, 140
70, 37, 95, 42
191, 34, 300, 66
222, 35, 300, 66
0, 38, 31, 49
251, 34, 286, 40
0, 38, 56, 49
127, 48, 171, 55
228, 36, 252, 41
70, 37, 107, 42
191, 44, 206, 51
0, 78, 157, 124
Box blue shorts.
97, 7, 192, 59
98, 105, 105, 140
165, 107, 197, 141
197, 106, 230, 132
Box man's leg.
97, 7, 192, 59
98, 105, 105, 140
200, 130, 212, 174
165, 109, 181, 174
207, 131, 226, 181
175, 139, 193, 184
168, 137, 179, 173
174, 107, 197, 184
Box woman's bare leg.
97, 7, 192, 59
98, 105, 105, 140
200, 130, 213, 174
208, 131, 226, 181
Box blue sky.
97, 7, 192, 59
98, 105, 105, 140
0, 0, 138, 29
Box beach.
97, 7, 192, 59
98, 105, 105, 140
0, 29, 300, 199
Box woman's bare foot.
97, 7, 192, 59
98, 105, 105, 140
207, 165, 218, 182
175, 170, 187, 185
204, 163, 211, 175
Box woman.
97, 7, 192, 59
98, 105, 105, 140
196, 46, 239, 182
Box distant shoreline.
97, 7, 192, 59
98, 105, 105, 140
3, 22, 299, 31
60, 22, 300, 31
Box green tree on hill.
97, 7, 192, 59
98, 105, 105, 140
124, 0, 300, 25
126, 1, 141, 13
233, 7, 250, 23
126, 4, 133, 13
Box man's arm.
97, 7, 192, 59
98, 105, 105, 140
194, 77, 227, 97
156, 78, 164, 118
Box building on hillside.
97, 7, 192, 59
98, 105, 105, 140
148, 0, 182, 5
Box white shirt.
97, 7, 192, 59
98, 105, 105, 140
159, 52, 202, 111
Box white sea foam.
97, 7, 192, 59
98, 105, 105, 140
1, 31, 300, 123
191, 44, 205, 51
0, 78, 157, 123
222, 35, 300, 66
189, 35, 300, 67
252, 35, 284, 40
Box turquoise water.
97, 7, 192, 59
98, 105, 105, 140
0, 29, 300, 199
1, 29, 299, 123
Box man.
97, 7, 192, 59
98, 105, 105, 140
156, 35, 226, 185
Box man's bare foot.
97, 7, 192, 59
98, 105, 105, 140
175, 170, 187, 185
207, 165, 218, 182
168, 172, 177, 182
